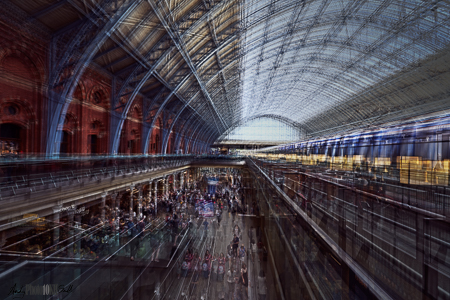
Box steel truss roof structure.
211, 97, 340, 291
5, 0, 450, 151
240, 0, 450, 138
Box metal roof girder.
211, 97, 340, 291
163, 101, 210, 153
46, 0, 143, 155
148, 0, 228, 133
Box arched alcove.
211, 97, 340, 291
0, 123, 24, 154
60, 113, 79, 154
149, 117, 162, 154
89, 120, 106, 154
0, 100, 36, 154
0, 47, 42, 153
129, 129, 140, 154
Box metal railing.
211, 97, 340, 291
0, 155, 194, 198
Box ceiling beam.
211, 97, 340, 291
148, 0, 228, 132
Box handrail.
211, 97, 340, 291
247, 157, 393, 300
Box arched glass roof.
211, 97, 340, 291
11, 0, 450, 147
217, 116, 304, 143
240, 0, 450, 138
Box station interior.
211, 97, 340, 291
1, 0, 450, 299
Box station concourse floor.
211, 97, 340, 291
161, 204, 272, 300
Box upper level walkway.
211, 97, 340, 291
0, 155, 246, 227
0, 156, 191, 226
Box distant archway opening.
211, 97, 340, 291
129, 130, 140, 154
88, 121, 105, 155
90, 134, 99, 154
0, 123, 25, 154
60, 131, 70, 154
155, 134, 160, 154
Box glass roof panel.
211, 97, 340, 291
238, 0, 450, 139
218, 117, 304, 143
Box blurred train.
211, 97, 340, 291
249, 115, 450, 186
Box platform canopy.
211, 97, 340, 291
9, 0, 450, 146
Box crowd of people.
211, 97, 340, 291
94, 171, 268, 299
169, 173, 270, 299
8, 169, 269, 298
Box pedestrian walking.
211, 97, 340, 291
258, 270, 267, 300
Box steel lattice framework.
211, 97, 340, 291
6, 0, 450, 152
240, 0, 450, 138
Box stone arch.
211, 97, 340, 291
0, 98, 36, 126
149, 117, 162, 154
167, 129, 177, 154
88, 85, 109, 109
89, 119, 107, 137
129, 129, 141, 154
60, 112, 80, 154
128, 104, 143, 121
63, 113, 79, 134
88, 118, 107, 154
0, 45, 45, 153
117, 103, 142, 154
74, 81, 87, 101
0, 98, 37, 153
179, 137, 186, 154
0, 44, 45, 86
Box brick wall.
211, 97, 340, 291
0, 17, 199, 155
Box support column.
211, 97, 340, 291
110, 192, 119, 219
189, 169, 192, 188
68, 209, 75, 258
74, 214, 82, 260
151, 180, 157, 216
138, 187, 143, 220
180, 172, 184, 190
52, 205, 62, 246
101, 192, 107, 223
165, 176, 169, 196
116, 192, 121, 217
173, 173, 177, 191
130, 183, 135, 218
